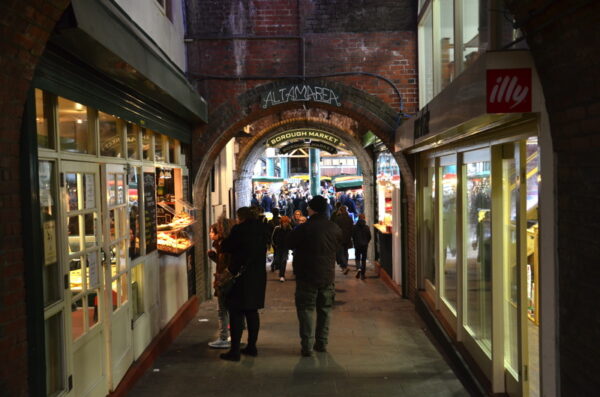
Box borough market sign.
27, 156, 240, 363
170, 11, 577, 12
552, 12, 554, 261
280, 140, 338, 155
267, 129, 342, 147
261, 84, 342, 108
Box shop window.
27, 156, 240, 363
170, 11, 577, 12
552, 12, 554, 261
421, 164, 436, 286
462, 0, 488, 69
502, 146, 519, 378
463, 152, 492, 353
129, 167, 142, 259
45, 312, 65, 395
439, 0, 455, 89
36, 89, 56, 149
290, 157, 308, 174
99, 111, 123, 158
169, 137, 180, 164
142, 129, 153, 161
39, 160, 61, 307
131, 264, 144, 320
440, 163, 457, 311
418, 8, 434, 107
155, 133, 165, 162
127, 122, 140, 159
58, 97, 94, 154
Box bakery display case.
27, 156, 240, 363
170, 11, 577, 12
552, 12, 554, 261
157, 199, 196, 255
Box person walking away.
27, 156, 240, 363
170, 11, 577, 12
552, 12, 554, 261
333, 205, 353, 275
352, 214, 371, 280
220, 207, 268, 361
261, 192, 273, 213
207, 218, 234, 348
288, 195, 342, 356
272, 216, 292, 282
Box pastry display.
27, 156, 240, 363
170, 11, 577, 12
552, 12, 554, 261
156, 210, 195, 254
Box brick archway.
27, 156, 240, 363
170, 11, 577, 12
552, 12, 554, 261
235, 119, 376, 238
191, 79, 417, 300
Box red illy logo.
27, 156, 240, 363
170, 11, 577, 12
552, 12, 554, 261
487, 68, 532, 113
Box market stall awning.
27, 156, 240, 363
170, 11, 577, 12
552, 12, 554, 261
252, 176, 284, 183
333, 175, 363, 189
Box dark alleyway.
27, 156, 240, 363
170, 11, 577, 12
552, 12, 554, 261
126, 263, 470, 397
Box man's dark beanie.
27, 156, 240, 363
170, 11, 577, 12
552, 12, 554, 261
308, 195, 327, 213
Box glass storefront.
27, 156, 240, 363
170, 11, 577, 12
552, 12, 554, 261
35, 87, 192, 396
418, 131, 541, 395
440, 160, 457, 311
462, 150, 492, 353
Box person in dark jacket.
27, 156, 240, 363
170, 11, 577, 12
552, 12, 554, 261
250, 193, 259, 208
352, 214, 372, 280
220, 207, 267, 361
261, 193, 273, 213
333, 205, 354, 275
288, 195, 342, 356
272, 216, 292, 282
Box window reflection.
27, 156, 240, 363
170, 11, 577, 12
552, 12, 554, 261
462, 0, 488, 69
45, 313, 65, 395
439, 0, 454, 89
155, 133, 164, 162
39, 161, 61, 306
441, 164, 457, 310
127, 123, 139, 159
36, 89, 55, 149
58, 97, 93, 154
99, 112, 123, 158
422, 166, 436, 285
464, 159, 492, 353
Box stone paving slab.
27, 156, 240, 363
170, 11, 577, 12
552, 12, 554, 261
126, 263, 471, 397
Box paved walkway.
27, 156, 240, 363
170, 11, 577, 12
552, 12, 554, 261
127, 263, 471, 397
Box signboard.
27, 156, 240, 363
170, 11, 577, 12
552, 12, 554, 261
261, 84, 342, 108
88, 252, 100, 289
268, 129, 341, 147
43, 220, 57, 265
487, 68, 532, 113
279, 140, 338, 154
143, 172, 157, 252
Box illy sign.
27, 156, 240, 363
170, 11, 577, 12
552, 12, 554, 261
487, 68, 532, 113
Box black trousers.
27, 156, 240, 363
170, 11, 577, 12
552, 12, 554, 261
228, 307, 260, 353
355, 245, 368, 274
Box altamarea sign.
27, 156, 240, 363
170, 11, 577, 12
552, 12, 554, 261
267, 130, 342, 147
280, 140, 338, 155
261, 84, 342, 108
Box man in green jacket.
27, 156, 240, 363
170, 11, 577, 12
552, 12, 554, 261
288, 195, 342, 356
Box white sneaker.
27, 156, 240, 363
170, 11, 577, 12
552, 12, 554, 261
279, 277, 285, 282
208, 338, 231, 349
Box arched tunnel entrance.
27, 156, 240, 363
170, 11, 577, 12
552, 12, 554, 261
191, 80, 415, 301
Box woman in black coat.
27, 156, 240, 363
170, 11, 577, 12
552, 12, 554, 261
220, 207, 268, 361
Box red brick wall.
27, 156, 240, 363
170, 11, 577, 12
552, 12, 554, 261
185, 0, 417, 114
0, 1, 70, 395
506, 1, 600, 395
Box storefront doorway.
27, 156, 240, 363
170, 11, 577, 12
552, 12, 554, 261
61, 161, 108, 397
